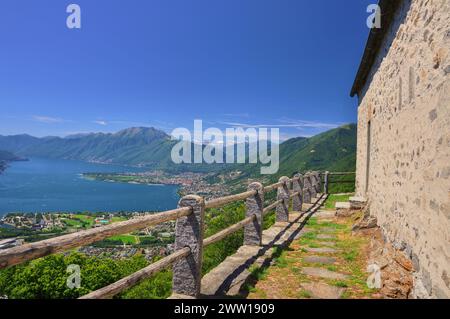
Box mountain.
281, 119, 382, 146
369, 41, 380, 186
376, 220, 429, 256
0, 124, 357, 175
0, 127, 176, 167
225, 124, 357, 183
0, 134, 41, 153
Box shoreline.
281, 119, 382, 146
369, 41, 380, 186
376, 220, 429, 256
81, 173, 178, 187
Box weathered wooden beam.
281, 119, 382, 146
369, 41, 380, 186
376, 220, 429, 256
0, 207, 192, 269
263, 182, 283, 193
205, 190, 256, 209
328, 172, 356, 175
262, 199, 282, 216
79, 247, 191, 299
203, 215, 255, 247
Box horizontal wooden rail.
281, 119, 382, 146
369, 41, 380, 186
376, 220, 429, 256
203, 215, 255, 247
327, 172, 355, 175
0, 207, 192, 269
79, 247, 191, 299
205, 190, 257, 209
263, 199, 282, 216
263, 182, 283, 193
289, 191, 300, 198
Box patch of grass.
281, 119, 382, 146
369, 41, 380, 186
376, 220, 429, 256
244, 283, 257, 293
317, 221, 347, 230
343, 249, 358, 261
292, 267, 301, 275
340, 291, 351, 299
249, 265, 268, 281
323, 194, 354, 210
302, 231, 318, 240
111, 216, 127, 223
306, 217, 318, 226
263, 211, 276, 230
108, 234, 137, 244
298, 290, 312, 298
327, 265, 338, 272
274, 253, 289, 268
331, 280, 348, 288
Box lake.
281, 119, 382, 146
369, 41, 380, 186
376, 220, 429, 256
0, 158, 180, 216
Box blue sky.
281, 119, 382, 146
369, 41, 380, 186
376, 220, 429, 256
0, 0, 374, 139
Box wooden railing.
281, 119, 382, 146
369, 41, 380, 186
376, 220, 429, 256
0, 170, 333, 299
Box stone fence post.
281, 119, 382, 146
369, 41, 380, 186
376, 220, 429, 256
276, 176, 290, 222
324, 171, 329, 194
292, 173, 303, 212
314, 172, 321, 194
310, 172, 317, 199
303, 173, 312, 204
172, 195, 205, 298
244, 182, 264, 246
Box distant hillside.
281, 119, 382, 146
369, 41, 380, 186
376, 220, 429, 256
0, 150, 24, 162
0, 124, 356, 176
0, 150, 28, 173
0, 127, 177, 167
224, 124, 357, 184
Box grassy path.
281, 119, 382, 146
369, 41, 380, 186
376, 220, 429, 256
246, 209, 381, 299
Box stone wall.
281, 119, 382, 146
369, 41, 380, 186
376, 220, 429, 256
355, 0, 450, 298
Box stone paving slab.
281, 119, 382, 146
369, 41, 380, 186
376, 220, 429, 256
304, 247, 339, 253
303, 256, 336, 265
317, 234, 336, 239
320, 227, 337, 233
313, 210, 336, 219
301, 282, 345, 299
335, 202, 351, 209
320, 241, 337, 247
302, 267, 349, 280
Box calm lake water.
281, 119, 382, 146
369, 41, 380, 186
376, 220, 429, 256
0, 158, 180, 216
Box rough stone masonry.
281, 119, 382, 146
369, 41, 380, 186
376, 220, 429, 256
351, 0, 450, 298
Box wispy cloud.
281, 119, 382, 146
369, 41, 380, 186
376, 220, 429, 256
218, 118, 343, 130
33, 115, 64, 124
220, 112, 250, 118
93, 120, 108, 126
277, 117, 343, 130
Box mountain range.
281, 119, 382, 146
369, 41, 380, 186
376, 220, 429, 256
0, 124, 357, 175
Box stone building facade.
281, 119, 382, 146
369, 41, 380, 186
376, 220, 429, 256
350, 0, 450, 298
